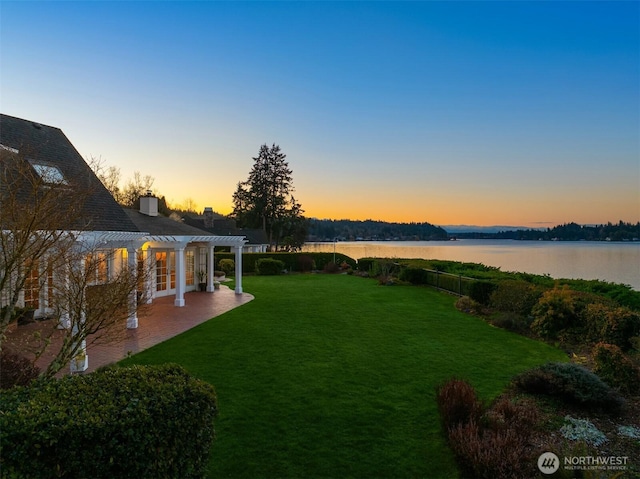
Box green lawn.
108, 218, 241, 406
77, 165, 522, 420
120, 274, 566, 478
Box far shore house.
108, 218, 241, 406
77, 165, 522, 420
0, 113, 246, 371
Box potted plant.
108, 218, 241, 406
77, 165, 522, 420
15, 307, 36, 325
197, 270, 207, 291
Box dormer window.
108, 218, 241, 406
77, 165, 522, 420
30, 162, 68, 185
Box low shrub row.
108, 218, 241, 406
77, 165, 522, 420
0, 364, 217, 479
214, 252, 356, 274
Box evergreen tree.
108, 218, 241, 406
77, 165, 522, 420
232, 144, 307, 250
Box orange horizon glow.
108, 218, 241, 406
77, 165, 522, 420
183, 194, 638, 229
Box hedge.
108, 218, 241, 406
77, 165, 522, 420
0, 364, 217, 479
215, 252, 356, 274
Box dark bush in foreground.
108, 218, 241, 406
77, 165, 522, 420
513, 362, 625, 413
0, 351, 40, 390
0, 364, 217, 479
437, 379, 541, 479
448, 419, 536, 479
255, 258, 285, 275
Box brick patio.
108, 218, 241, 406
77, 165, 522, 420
5, 285, 254, 375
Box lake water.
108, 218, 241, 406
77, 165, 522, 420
302, 240, 640, 290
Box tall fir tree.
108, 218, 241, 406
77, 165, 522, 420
232, 144, 307, 250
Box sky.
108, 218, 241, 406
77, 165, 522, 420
1, 1, 638, 227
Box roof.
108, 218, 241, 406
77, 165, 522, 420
124, 209, 222, 236
123, 210, 247, 246
0, 114, 139, 233
183, 215, 269, 245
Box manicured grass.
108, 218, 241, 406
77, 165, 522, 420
120, 274, 566, 478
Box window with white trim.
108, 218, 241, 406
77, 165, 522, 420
30, 162, 68, 185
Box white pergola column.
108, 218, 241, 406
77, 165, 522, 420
126, 247, 138, 329
174, 244, 186, 307
142, 248, 153, 304
234, 246, 243, 294
206, 244, 215, 292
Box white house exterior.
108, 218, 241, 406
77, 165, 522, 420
0, 113, 246, 373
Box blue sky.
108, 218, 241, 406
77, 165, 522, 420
1, 1, 638, 226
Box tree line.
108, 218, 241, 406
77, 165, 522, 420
307, 218, 448, 241
455, 221, 640, 241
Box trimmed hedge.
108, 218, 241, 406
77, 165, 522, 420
0, 364, 217, 479
399, 267, 430, 285
215, 252, 356, 274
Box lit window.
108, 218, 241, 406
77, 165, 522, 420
30, 162, 68, 185
86, 252, 109, 284
24, 260, 40, 309
186, 250, 195, 286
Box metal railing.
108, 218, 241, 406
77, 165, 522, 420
422, 269, 476, 296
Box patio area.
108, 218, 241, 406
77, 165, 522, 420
5, 285, 254, 375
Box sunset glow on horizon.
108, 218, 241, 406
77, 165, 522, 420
1, 1, 638, 227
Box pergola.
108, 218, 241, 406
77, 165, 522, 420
74, 230, 247, 321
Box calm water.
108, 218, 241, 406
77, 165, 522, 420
302, 240, 640, 290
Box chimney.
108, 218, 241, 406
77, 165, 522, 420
203, 207, 214, 228
140, 191, 158, 217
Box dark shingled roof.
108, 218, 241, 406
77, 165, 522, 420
182, 215, 268, 245
0, 114, 140, 232
124, 209, 219, 236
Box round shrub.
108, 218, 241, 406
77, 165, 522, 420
218, 258, 235, 275
513, 362, 625, 413
455, 296, 481, 315
0, 364, 218, 479
255, 258, 285, 275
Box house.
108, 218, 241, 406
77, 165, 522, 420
0, 113, 246, 372
182, 207, 269, 253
